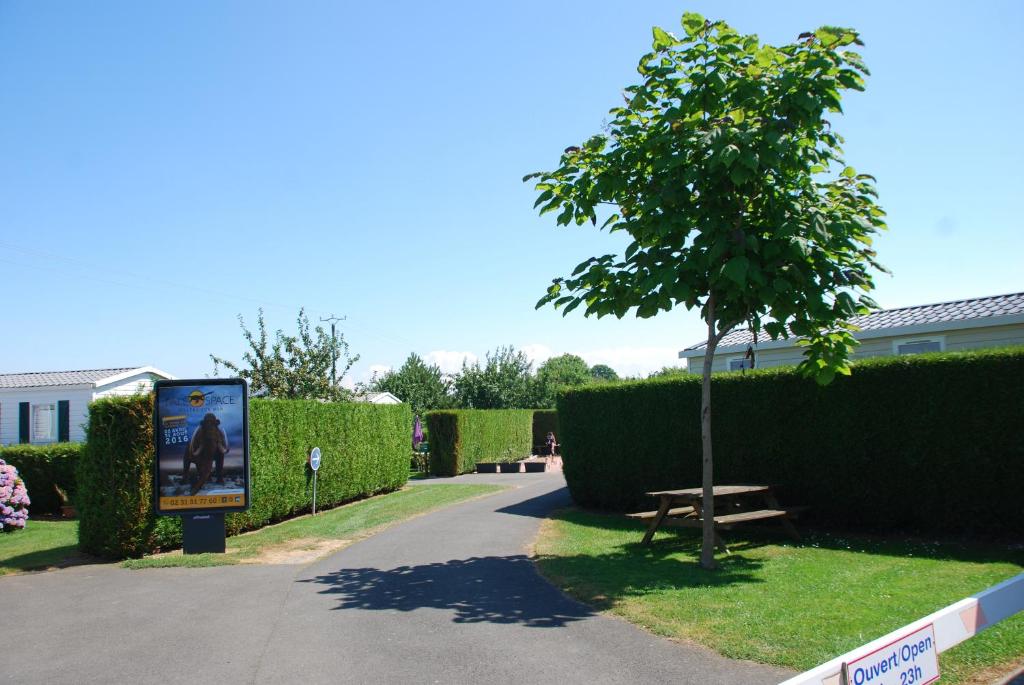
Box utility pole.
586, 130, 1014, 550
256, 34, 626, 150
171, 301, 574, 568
320, 314, 346, 386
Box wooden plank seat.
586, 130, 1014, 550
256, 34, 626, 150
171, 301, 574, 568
662, 507, 806, 527
712, 508, 788, 525
626, 506, 695, 520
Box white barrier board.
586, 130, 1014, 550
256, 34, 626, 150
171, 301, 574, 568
780, 573, 1024, 685
844, 624, 939, 685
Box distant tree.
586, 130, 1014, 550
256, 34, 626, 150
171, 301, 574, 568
211, 308, 358, 401
453, 346, 539, 409
589, 364, 619, 381
369, 353, 453, 417
535, 354, 593, 407
648, 366, 689, 379
527, 14, 885, 568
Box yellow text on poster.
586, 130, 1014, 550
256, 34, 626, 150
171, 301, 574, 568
158, 494, 246, 510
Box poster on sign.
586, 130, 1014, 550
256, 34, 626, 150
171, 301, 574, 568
153, 379, 250, 515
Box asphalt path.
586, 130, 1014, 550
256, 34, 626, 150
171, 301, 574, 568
1, 472, 793, 684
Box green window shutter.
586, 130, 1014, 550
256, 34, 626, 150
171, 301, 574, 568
19, 402, 30, 443
58, 400, 70, 442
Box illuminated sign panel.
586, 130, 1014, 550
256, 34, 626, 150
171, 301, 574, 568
154, 379, 250, 515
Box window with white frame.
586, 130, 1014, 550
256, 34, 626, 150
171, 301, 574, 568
728, 357, 753, 371
893, 336, 944, 356
31, 403, 57, 442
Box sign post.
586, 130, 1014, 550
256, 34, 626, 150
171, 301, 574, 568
309, 447, 321, 515
153, 378, 250, 554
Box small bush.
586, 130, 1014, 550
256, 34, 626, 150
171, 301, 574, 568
0, 443, 82, 515
557, 348, 1024, 536
77, 395, 412, 558
425, 410, 533, 476
0, 458, 30, 531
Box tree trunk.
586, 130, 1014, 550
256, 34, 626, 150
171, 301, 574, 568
700, 295, 720, 570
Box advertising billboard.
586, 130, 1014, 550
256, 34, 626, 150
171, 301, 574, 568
153, 378, 250, 515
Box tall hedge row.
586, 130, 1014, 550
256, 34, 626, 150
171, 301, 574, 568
557, 348, 1024, 536
77, 395, 411, 558
0, 443, 83, 515
233, 399, 410, 534
425, 409, 533, 476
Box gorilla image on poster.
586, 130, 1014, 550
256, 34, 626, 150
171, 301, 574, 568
154, 380, 249, 513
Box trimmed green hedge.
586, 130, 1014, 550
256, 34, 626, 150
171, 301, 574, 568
557, 348, 1024, 536
0, 443, 83, 515
230, 399, 410, 535
77, 395, 411, 558
78, 395, 159, 558
425, 409, 533, 476
531, 410, 559, 452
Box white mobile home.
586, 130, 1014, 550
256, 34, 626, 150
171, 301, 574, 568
679, 292, 1024, 373
0, 366, 174, 445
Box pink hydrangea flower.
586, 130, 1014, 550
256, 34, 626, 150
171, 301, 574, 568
0, 458, 30, 531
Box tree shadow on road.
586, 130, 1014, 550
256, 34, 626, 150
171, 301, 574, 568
300, 554, 594, 627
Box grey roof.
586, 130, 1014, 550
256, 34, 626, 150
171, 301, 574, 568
684, 291, 1024, 351
0, 368, 140, 389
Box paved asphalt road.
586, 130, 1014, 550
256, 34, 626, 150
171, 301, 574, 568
2, 472, 793, 684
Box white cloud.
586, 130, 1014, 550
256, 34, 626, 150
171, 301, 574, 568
368, 364, 392, 379
425, 350, 478, 375
519, 343, 554, 366
515, 343, 686, 378
579, 347, 685, 378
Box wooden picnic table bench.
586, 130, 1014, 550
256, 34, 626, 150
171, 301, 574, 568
633, 484, 805, 550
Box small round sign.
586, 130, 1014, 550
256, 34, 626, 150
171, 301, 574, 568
309, 447, 322, 471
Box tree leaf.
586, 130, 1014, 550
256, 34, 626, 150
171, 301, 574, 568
815, 367, 836, 386
754, 47, 775, 67
721, 255, 749, 286
681, 12, 705, 36
652, 26, 676, 50
739, 149, 759, 171
729, 165, 751, 185
719, 144, 740, 168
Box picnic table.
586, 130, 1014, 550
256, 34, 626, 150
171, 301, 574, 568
627, 484, 804, 550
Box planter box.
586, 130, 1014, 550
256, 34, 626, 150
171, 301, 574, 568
523, 461, 547, 473
476, 462, 499, 473
498, 462, 522, 473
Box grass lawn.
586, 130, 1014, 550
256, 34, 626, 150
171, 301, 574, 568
125, 483, 504, 569
535, 509, 1024, 685
0, 520, 80, 575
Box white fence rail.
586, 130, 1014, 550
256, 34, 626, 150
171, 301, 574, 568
779, 572, 1024, 685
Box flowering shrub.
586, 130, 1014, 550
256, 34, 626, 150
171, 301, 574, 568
0, 458, 30, 531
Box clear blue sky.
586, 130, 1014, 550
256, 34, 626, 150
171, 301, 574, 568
2, 1, 1022, 382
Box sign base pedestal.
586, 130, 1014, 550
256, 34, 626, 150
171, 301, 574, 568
182, 513, 226, 554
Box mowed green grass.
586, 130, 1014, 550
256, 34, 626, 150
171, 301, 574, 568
0, 519, 80, 575
125, 483, 505, 569
535, 509, 1024, 684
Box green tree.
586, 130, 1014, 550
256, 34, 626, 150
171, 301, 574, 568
527, 14, 885, 568
536, 354, 593, 407
369, 353, 453, 417
590, 364, 619, 381
648, 366, 689, 379
453, 346, 539, 409
211, 308, 359, 401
